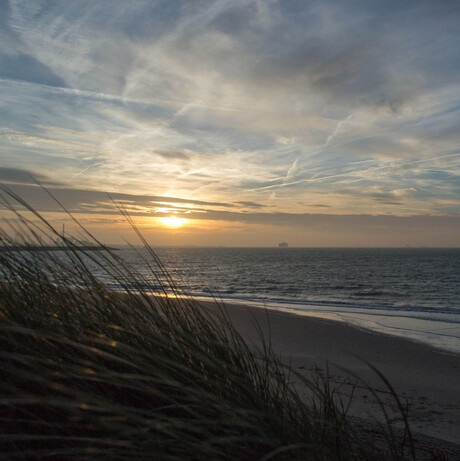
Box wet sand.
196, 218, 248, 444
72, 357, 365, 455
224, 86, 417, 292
201, 301, 460, 451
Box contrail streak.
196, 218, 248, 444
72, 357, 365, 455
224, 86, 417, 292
248, 152, 460, 191
71, 166, 93, 180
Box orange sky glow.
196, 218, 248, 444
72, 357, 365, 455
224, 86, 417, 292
0, 1, 459, 247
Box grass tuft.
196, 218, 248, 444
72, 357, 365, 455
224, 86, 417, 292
0, 187, 419, 460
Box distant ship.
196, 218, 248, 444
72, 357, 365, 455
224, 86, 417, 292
278, 242, 288, 248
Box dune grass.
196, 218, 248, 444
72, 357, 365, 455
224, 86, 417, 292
0, 188, 419, 460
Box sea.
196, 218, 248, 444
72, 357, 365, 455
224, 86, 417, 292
99, 247, 460, 355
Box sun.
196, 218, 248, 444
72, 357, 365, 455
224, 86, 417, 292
158, 217, 189, 228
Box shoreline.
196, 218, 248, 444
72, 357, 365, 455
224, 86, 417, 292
192, 295, 460, 355
199, 300, 460, 447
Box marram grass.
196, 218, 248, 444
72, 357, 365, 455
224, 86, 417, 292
0, 188, 417, 460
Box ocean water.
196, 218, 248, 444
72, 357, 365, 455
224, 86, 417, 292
106, 247, 460, 354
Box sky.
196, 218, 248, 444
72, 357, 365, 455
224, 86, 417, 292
0, 0, 459, 247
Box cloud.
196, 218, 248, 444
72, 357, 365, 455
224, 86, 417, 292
234, 201, 265, 209
0, 0, 459, 231
5, 1, 460, 112
1, 181, 457, 238
154, 149, 191, 160
0, 167, 58, 186
1, 181, 458, 246
0, 53, 67, 87
0, 183, 237, 214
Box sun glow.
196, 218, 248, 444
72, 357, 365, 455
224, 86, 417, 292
158, 217, 189, 228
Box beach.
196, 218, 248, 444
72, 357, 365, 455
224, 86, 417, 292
2, 234, 459, 459
201, 301, 460, 452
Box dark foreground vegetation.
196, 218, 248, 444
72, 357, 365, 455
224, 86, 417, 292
0, 187, 431, 460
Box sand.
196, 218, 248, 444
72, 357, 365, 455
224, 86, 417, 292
201, 301, 460, 455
